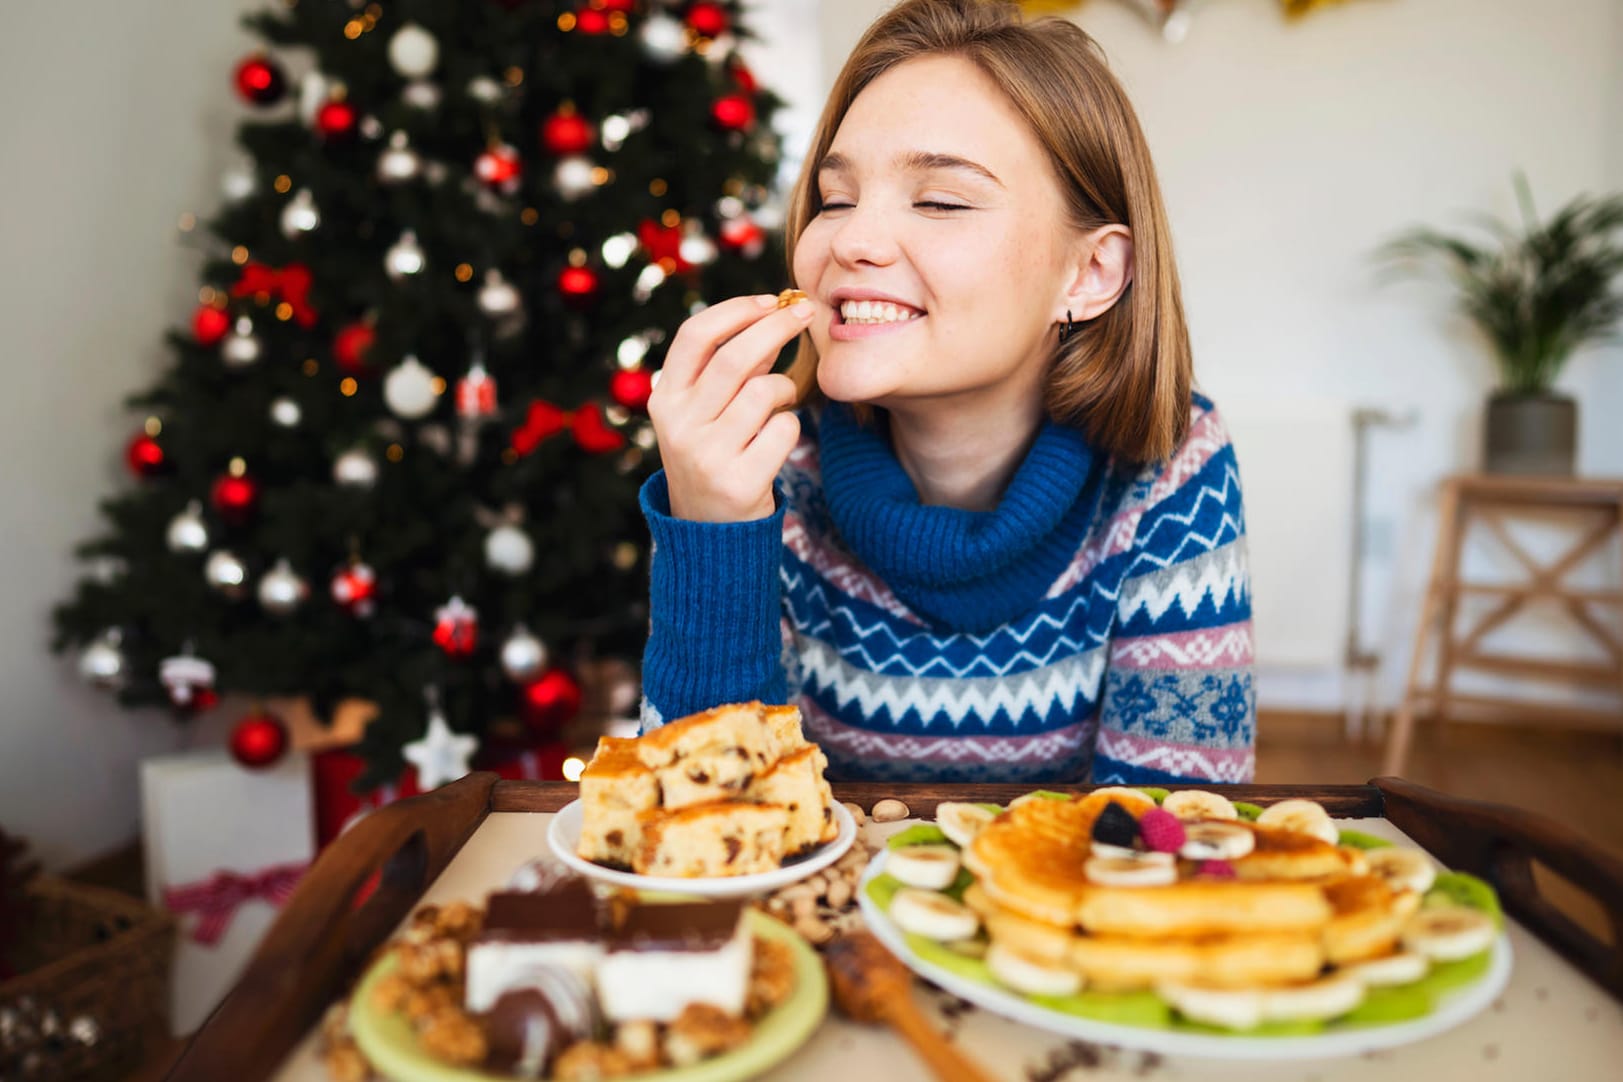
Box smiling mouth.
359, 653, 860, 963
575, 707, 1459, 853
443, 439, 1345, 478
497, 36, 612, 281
836, 300, 926, 326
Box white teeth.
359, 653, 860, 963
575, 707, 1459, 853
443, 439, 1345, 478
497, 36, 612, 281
839, 299, 923, 324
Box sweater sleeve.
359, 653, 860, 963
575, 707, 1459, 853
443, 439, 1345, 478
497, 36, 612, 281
1091, 403, 1257, 785
637, 470, 789, 731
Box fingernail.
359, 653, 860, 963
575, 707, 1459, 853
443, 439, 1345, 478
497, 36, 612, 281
791, 300, 816, 318
755, 294, 778, 309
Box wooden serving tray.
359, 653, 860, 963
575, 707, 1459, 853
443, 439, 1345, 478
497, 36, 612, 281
166, 779, 1623, 1081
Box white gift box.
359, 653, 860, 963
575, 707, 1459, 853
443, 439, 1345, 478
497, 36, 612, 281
141, 748, 313, 1035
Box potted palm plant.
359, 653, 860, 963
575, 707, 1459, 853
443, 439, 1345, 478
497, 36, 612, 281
1380, 174, 1623, 475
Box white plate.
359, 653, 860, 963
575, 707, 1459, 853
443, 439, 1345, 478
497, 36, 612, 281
548, 798, 856, 899
858, 851, 1513, 1061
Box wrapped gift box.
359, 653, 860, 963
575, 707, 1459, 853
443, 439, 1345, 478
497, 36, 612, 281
141, 749, 313, 1036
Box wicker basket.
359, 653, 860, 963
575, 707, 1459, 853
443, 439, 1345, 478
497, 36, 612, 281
0, 874, 175, 1081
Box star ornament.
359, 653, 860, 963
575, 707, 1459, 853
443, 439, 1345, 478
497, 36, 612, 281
402, 710, 478, 790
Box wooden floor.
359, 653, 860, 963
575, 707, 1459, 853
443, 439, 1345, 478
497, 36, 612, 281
107, 710, 1623, 1080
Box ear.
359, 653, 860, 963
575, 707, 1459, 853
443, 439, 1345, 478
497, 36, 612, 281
1057, 225, 1134, 323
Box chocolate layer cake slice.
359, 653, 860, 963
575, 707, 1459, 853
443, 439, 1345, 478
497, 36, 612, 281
596, 899, 752, 1022
465, 877, 605, 1012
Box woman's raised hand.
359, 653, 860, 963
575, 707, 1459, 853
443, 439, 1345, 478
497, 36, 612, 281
648, 293, 817, 522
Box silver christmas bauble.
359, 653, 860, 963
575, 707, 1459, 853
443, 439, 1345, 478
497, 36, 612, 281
388, 24, 439, 78
383, 356, 440, 419
165, 500, 209, 554
484, 523, 535, 576
476, 270, 521, 317
639, 14, 688, 62
258, 558, 309, 615
377, 131, 421, 184
553, 157, 597, 201
270, 396, 302, 427
221, 317, 262, 368
333, 448, 379, 488
280, 188, 320, 237
204, 550, 248, 598
402, 79, 442, 111
385, 229, 426, 278
77, 629, 126, 689
499, 625, 548, 682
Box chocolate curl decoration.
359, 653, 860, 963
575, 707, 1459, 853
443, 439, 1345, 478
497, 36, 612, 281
230, 262, 319, 327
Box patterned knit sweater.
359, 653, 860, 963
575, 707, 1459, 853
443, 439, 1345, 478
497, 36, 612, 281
639, 394, 1255, 785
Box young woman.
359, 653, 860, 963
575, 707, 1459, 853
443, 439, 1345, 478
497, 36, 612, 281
638, 0, 1255, 784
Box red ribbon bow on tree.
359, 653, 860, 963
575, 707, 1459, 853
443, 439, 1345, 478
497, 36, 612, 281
230, 262, 318, 327
511, 399, 626, 456
162, 859, 309, 946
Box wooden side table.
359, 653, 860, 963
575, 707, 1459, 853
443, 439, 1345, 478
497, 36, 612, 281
1384, 474, 1623, 776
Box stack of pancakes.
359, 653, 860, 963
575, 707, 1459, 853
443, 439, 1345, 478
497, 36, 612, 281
961, 789, 1421, 992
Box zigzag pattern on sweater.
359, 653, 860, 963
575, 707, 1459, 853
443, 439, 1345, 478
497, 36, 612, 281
1110, 624, 1255, 669
1117, 540, 1251, 624
803, 700, 1095, 780
1096, 728, 1254, 783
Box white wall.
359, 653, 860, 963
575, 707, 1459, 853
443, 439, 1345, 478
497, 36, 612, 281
2, 0, 1618, 868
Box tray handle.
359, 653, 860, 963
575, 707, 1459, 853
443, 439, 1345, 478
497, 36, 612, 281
1375, 775, 1623, 1000
168, 771, 498, 1081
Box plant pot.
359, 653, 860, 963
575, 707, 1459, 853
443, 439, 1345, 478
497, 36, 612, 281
1483, 391, 1577, 475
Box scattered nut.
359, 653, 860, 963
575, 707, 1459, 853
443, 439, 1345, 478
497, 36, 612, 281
872, 799, 910, 823
842, 801, 867, 827
794, 915, 834, 945
801, 873, 827, 898
826, 877, 853, 910
791, 893, 817, 921
322, 1042, 373, 1082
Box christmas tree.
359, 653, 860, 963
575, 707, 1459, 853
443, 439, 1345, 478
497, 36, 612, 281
52, 0, 788, 788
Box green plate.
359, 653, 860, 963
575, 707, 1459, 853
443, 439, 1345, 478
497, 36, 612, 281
350, 909, 828, 1082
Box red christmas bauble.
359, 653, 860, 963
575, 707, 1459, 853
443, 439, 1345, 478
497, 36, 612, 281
475, 143, 524, 189
719, 215, 766, 257
541, 110, 594, 156
711, 93, 755, 132
210, 471, 259, 523
686, 2, 729, 38
575, 7, 610, 34
193, 304, 232, 346
557, 265, 600, 305
600, 0, 638, 11
330, 561, 377, 616
332, 321, 376, 373
521, 669, 582, 734
125, 433, 166, 477
730, 60, 758, 95
609, 368, 654, 412
230, 711, 289, 769
233, 55, 287, 107
315, 100, 358, 141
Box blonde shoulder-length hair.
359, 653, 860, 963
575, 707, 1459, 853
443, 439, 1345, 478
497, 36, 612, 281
784, 0, 1192, 465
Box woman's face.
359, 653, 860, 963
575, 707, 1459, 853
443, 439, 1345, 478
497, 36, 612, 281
793, 54, 1080, 418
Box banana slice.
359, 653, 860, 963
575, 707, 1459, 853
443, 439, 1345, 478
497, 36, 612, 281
1365, 847, 1437, 895
890, 888, 980, 941
1084, 853, 1177, 887
987, 943, 1084, 997
1338, 846, 1371, 877
936, 802, 998, 849
1402, 906, 1496, 961
1340, 951, 1430, 987
1179, 821, 1255, 861
1162, 789, 1239, 822
1256, 799, 1339, 845
886, 845, 962, 890
1262, 973, 1365, 1023
1088, 840, 1144, 860
1156, 982, 1264, 1030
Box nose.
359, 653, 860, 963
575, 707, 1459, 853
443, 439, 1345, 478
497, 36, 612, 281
828, 202, 899, 269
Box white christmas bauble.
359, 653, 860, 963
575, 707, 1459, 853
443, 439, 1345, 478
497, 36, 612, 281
359, 114, 383, 141
270, 396, 302, 427
77, 630, 126, 689
377, 131, 421, 184
715, 195, 745, 219
205, 550, 249, 598
385, 230, 426, 278
477, 270, 521, 317
221, 162, 256, 202
402, 79, 442, 110
601, 233, 637, 269
679, 230, 719, 267
333, 448, 379, 488
466, 75, 503, 103
600, 113, 632, 151
388, 23, 440, 78
221, 317, 262, 368
553, 157, 597, 201
617, 334, 651, 368
484, 523, 535, 576
499, 625, 548, 682
640, 14, 688, 62
258, 558, 309, 615
384, 356, 440, 419
280, 188, 320, 237
166, 501, 209, 554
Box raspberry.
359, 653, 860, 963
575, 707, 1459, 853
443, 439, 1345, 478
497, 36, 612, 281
1091, 801, 1139, 849
1138, 807, 1187, 854
1198, 859, 1236, 879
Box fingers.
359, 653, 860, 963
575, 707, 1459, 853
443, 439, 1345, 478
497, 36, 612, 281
683, 303, 815, 423
657, 293, 782, 394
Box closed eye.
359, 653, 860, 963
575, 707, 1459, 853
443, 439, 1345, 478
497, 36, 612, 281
816, 201, 970, 212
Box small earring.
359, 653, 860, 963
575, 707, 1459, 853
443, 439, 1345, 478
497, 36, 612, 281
1057, 309, 1081, 344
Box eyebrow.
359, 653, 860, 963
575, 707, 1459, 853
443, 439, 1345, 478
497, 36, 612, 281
818, 149, 1005, 189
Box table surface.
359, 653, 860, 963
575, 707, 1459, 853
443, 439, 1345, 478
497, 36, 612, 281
269, 812, 1623, 1082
